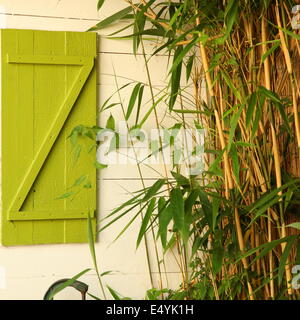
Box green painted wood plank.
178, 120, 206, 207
64, 31, 97, 243
9, 210, 88, 221
1, 29, 35, 245
7, 54, 91, 65
30, 30, 65, 244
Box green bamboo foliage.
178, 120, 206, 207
88, 0, 300, 300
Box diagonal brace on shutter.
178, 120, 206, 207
6, 54, 95, 221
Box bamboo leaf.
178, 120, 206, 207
212, 247, 224, 275
135, 85, 144, 125
221, 70, 242, 102
228, 104, 244, 151
107, 286, 121, 300
169, 46, 183, 111
169, 38, 199, 75
97, 0, 105, 11
95, 161, 108, 170
259, 86, 281, 103
106, 114, 115, 131
246, 92, 257, 128
139, 94, 167, 126
287, 222, 300, 230
212, 197, 221, 231
248, 179, 300, 214
126, 83, 142, 120
136, 198, 156, 248
186, 54, 194, 82
278, 236, 297, 285
44, 269, 91, 300
251, 95, 264, 139
230, 144, 240, 184
55, 191, 74, 200
157, 198, 172, 249
262, 41, 280, 62
170, 188, 189, 242
171, 171, 190, 186
87, 213, 97, 270
237, 236, 295, 265
142, 179, 166, 202
224, 0, 239, 36
169, 4, 183, 27
89, 6, 133, 31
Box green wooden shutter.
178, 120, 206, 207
1, 29, 97, 246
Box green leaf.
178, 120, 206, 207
126, 83, 142, 120
221, 70, 242, 102
173, 109, 203, 114
97, 0, 105, 11
107, 285, 121, 300
171, 171, 190, 186
286, 222, 300, 230
259, 86, 281, 103
262, 41, 280, 63
44, 269, 91, 300
142, 179, 166, 202
224, 0, 239, 36
230, 144, 239, 185
275, 24, 300, 40
84, 181, 92, 189
157, 198, 172, 249
106, 114, 115, 131
55, 191, 75, 200
278, 236, 296, 285
137, 198, 156, 248
87, 293, 101, 300
88, 6, 133, 31
212, 246, 224, 275
169, 4, 183, 27
212, 197, 221, 231
94, 161, 108, 170
228, 104, 244, 152
273, 101, 293, 137
135, 85, 144, 125
246, 92, 257, 128
237, 236, 295, 266
207, 149, 225, 177
170, 188, 189, 242
71, 175, 87, 188
248, 179, 300, 214
169, 37, 199, 75
139, 94, 167, 127
198, 188, 213, 229
87, 214, 97, 271
169, 46, 183, 111
87, 214, 106, 299
184, 189, 200, 225
186, 54, 194, 82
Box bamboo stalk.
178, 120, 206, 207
274, 2, 294, 295
261, 14, 276, 299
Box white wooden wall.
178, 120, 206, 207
0, 0, 182, 300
